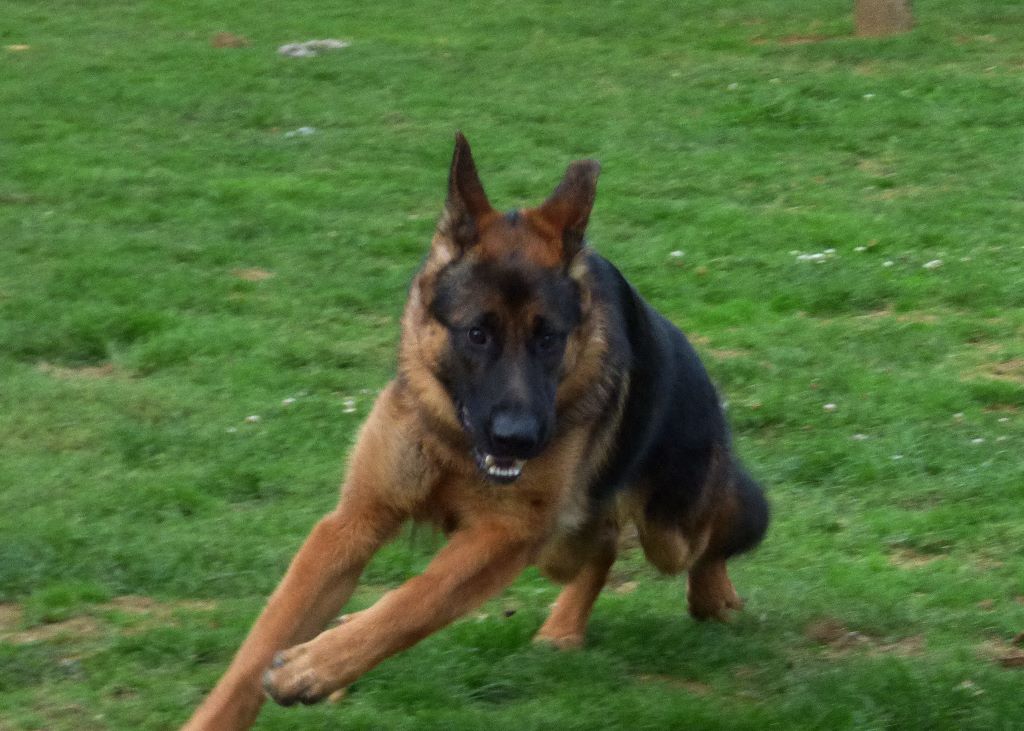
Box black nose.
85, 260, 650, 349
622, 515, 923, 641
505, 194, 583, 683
488, 410, 542, 457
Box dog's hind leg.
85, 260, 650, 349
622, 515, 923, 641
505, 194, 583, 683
686, 467, 768, 622
634, 509, 743, 622
534, 522, 617, 649
687, 557, 744, 621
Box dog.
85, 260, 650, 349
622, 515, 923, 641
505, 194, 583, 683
183, 133, 769, 729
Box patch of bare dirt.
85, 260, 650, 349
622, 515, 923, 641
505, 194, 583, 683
636, 674, 713, 696
955, 34, 998, 45
37, 362, 118, 380
889, 547, 946, 569
805, 618, 924, 658
105, 595, 217, 615
211, 32, 250, 48
750, 34, 835, 46
708, 348, 750, 361
870, 186, 928, 201
2, 616, 102, 645
857, 158, 895, 178
0, 603, 24, 631
853, 306, 943, 324
977, 638, 1024, 669
0, 596, 217, 645
231, 267, 275, 282
978, 359, 1024, 384
984, 404, 1019, 414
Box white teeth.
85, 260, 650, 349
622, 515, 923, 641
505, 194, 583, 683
482, 455, 527, 480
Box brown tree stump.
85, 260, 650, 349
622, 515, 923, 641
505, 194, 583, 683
855, 0, 914, 37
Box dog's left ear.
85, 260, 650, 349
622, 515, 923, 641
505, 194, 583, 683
535, 159, 601, 260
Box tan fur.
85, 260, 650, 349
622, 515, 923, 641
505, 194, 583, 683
183, 144, 747, 730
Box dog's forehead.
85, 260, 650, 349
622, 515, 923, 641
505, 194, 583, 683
432, 255, 578, 328
474, 209, 564, 268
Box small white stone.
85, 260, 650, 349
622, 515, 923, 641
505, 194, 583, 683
823, 403, 837, 412
854, 246, 867, 252
282, 397, 296, 406
727, 82, 739, 91
892, 454, 904, 460
863, 93, 876, 100
309, 39, 350, 50
922, 259, 943, 270
883, 260, 895, 267
851, 433, 869, 441
245, 415, 260, 423
669, 250, 684, 258
970, 438, 985, 445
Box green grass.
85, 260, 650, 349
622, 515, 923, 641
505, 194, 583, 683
3, 1, 1024, 728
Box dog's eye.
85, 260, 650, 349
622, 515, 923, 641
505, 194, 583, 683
466, 327, 489, 347
536, 333, 561, 353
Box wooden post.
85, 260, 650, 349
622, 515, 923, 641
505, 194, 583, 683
855, 0, 914, 37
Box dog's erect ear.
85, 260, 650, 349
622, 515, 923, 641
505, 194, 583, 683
535, 159, 601, 260
440, 132, 494, 251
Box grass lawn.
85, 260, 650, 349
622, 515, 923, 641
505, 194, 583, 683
2, 1, 1023, 728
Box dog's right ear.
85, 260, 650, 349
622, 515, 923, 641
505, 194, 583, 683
437, 132, 494, 255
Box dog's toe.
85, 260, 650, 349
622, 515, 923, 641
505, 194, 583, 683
533, 631, 585, 650
262, 647, 329, 707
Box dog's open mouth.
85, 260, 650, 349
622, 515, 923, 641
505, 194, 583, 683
474, 451, 526, 484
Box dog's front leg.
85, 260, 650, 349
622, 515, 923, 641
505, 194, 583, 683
182, 497, 403, 730
183, 389, 418, 730
262, 517, 535, 706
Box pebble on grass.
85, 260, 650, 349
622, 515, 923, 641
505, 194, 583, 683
278, 39, 350, 57
795, 250, 837, 263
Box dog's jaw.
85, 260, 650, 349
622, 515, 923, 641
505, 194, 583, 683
474, 450, 526, 484
458, 404, 529, 484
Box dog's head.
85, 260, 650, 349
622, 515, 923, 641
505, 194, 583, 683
416, 133, 600, 484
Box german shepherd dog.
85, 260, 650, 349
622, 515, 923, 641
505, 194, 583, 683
184, 134, 769, 729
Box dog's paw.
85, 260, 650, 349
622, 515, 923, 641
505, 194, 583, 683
532, 629, 586, 650
262, 644, 333, 707
688, 590, 744, 622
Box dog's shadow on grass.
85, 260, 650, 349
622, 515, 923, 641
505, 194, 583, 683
573, 602, 783, 681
